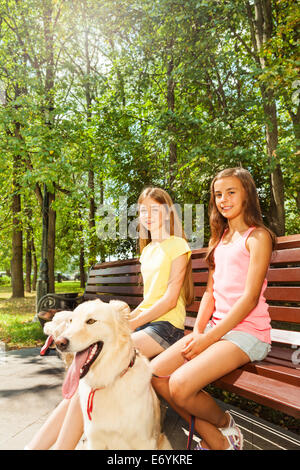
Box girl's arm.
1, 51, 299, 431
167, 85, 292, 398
193, 268, 215, 333
128, 253, 189, 330
183, 228, 272, 360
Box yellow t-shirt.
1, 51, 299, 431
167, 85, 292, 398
139, 235, 191, 330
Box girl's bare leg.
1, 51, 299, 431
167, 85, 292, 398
52, 392, 84, 450
131, 330, 165, 358
26, 398, 71, 449
151, 337, 249, 449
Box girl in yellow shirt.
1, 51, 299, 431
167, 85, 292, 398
26, 187, 193, 450
128, 187, 193, 358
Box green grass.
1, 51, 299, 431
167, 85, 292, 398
0, 281, 83, 350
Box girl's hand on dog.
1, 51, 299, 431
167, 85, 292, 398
128, 308, 140, 319
128, 318, 139, 331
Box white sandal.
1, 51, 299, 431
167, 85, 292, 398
219, 411, 244, 450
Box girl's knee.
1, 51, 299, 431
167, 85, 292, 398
169, 373, 190, 407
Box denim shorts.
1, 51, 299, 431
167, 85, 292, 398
204, 322, 271, 362
136, 321, 184, 350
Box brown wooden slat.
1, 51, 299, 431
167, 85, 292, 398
193, 286, 207, 297
243, 362, 300, 387
192, 272, 209, 283
89, 271, 209, 285
186, 301, 200, 313
87, 275, 140, 285
93, 258, 139, 268
213, 369, 300, 419
83, 293, 142, 306
269, 306, 300, 323
192, 258, 209, 269
265, 286, 300, 302
191, 248, 208, 257
275, 234, 300, 249
89, 264, 141, 276
186, 306, 300, 324
85, 285, 143, 295
268, 345, 296, 360
267, 267, 300, 283
263, 356, 297, 369
270, 248, 300, 264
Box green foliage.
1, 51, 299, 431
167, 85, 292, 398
0, 0, 299, 280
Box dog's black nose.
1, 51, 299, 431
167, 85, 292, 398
55, 337, 69, 351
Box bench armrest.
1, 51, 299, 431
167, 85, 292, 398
37, 292, 84, 313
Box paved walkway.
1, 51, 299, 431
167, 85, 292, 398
0, 346, 299, 450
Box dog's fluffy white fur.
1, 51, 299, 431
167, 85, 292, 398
51, 299, 171, 450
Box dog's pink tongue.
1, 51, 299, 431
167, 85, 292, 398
62, 348, 90, 399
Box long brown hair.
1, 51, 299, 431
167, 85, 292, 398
206, 167, 276, 268
138, 187, 194, 306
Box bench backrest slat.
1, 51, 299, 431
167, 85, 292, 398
84, 293, 143, 307
87, 275, 140, 284
89, 264, 140, 276
85, 285, 143, 295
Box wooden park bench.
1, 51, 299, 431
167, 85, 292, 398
38, 234, 300, 420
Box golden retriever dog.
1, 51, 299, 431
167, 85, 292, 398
54, 299, 171, 450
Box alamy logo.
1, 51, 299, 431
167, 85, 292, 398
95, 197, 204, 250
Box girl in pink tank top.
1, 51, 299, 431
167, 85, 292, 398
152, 167, 276, 451
212, 225, 271, 342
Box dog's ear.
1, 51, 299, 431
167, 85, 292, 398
43, 322, 53, 336
109, 301, 132, 345
109, 300, 131, 318
43, 310, 72, 336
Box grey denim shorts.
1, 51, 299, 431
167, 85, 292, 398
204, 322, 271, 362
136, 321, 184, 350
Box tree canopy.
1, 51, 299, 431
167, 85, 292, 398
0, 0, 299, 297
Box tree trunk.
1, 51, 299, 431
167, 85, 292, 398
25, 228, 32, 293
88, 169, 97, 267
43, 0, 57, 290
261, 86, 285, 234
47, 191, 56, 292
32, 238, 37, 291
79, 220, 86, 288
11, 148, 24, 298
167, 53, 177, 190
83, 6, 97, 268
245, 0, 285, 235
25, 206, 35, 293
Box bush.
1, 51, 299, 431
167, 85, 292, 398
0, 275, 11, 286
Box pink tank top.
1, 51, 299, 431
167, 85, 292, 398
212, 226, 271, 343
